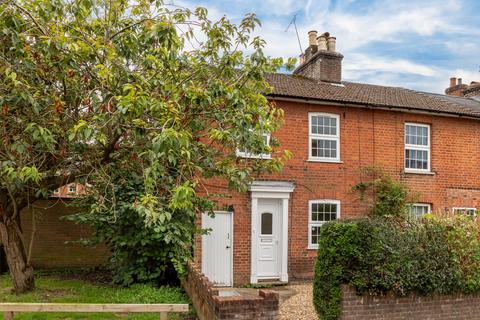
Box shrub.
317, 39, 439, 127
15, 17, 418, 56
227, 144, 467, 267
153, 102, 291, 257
313, 215, 480, 320
352, 167, 414, 217
69, 171, 199, 287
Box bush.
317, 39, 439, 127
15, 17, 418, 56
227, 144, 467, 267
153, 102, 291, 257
352, 167, 414, 217
69, 171, 199, 287
313, 215, 480, 320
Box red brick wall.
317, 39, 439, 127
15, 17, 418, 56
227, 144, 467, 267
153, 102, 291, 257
20, 200, 108, 269
197, 100, 480, 284
340, 284, 480, 319
182, 262, 279, 320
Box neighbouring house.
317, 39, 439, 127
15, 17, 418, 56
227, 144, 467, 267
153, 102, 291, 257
51, 183, 87, 199
197, 30, 480, 287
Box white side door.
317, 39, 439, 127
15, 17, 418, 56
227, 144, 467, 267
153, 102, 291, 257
257, 199, 281, 279
201, 211, 233, 286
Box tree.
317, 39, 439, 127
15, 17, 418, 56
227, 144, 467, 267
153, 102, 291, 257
0, 0, 293, 293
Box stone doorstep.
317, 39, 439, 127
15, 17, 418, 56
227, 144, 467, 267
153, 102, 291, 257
216, 285, 297, 302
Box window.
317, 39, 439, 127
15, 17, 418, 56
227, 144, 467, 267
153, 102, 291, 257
261, 212, 273, 235
453, 207, 477, 216
308, 200, 340, 249
68, 184, 77, 194
409, 203, 431, 218
309, 113, 340, 162
236, 133, 271, 159
405, 123, 430, 172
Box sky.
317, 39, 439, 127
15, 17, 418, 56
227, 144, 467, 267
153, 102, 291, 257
173, 0, 480, 94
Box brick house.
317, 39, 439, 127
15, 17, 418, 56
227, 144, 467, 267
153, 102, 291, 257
197, 31, 480, 287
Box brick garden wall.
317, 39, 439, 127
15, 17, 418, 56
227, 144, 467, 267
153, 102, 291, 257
340, 285, 480, 319
20, 199, 108, 269
181, 262, 279, 320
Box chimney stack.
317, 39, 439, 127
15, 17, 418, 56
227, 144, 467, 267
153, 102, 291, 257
445, 76, 478, 97
294, 31, 343, 83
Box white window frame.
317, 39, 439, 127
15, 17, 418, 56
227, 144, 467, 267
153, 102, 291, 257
68, 185, 77, 194
236, 133, 271, 159
409, 203, 431, 218
308, 113, 341, 162
453, 207, 477, 216
308, 199, 341, 249
404, 123, 431, 173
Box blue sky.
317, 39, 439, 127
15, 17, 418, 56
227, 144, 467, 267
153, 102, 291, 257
175, 0, 480, 94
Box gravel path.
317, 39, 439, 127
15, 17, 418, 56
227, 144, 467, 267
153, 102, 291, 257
279, 283, 318, 320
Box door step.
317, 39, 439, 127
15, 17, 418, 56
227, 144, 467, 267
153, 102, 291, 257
257, 280, 288, 286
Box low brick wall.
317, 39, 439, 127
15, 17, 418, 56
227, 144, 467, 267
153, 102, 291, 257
341, 284, 480, 319
181, 263, 279, 320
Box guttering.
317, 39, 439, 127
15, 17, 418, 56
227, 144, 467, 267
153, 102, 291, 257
267, 94, 480, 121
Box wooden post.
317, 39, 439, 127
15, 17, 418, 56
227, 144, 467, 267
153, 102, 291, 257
160, 311, 167, 320
4, 311, 13, 320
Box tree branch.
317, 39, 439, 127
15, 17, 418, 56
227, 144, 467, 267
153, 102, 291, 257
9, 1, 47, 36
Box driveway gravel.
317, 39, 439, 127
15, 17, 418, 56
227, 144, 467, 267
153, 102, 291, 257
279, 283, 317, 320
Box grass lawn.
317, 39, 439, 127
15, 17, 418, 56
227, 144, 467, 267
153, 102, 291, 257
0, 273, 193, 320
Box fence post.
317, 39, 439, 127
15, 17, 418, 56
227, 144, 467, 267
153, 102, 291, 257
160, 311, 167, 320
4, 311, 13, 320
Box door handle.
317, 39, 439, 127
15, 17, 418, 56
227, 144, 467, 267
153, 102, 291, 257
226, 246, 231, 249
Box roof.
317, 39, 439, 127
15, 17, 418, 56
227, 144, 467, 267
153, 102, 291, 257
266, 73, 480, 119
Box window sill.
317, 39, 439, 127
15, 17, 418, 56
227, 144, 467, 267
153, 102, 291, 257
236, 153, 272, 160
307, 245, 319, 250
403, 170, 435, 175
308, 158, 343, 163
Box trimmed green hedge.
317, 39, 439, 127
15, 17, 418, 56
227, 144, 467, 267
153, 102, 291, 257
313, 215, 480, 320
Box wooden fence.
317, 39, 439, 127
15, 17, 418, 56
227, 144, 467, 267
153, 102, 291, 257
0, 303, 189, 320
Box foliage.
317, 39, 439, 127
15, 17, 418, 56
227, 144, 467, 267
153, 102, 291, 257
352, 167, 414, 217
313, 215, 480, 320
69, 170, 196, 286
0, 0, 293, 291
0, 273, 193, 319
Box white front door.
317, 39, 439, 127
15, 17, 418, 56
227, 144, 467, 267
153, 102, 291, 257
257, 199, 281, 279
201, 211, 233, 286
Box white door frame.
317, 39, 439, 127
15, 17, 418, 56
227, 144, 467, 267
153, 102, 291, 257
249, 181, 295, 283
201, 211, 234, 287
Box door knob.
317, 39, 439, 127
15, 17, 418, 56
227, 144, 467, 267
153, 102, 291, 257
226, 246, 231, 249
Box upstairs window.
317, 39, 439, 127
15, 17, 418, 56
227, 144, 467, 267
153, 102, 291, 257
405, 123, 430, 172
453, 207, 477, 217
409, 203, 431, 218
236, 133, 271, 159
308, 200, 340, 249
309, 113, 340, 162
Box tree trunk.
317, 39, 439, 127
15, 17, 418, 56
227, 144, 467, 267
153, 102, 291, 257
0, 214, 35, 294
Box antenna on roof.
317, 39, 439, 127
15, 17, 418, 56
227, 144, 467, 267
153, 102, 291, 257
285, 14, 303, 55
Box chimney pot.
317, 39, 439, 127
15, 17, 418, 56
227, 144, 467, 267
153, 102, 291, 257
294, 30, 343, 83
327, 36, 336, 52
317, 35, 327, 50
450, 77, 457, 87
308, 30, 318, 46
458, 78, 462, 85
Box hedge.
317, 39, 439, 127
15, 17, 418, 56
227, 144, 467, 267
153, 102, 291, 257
313, 215, 480, 320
